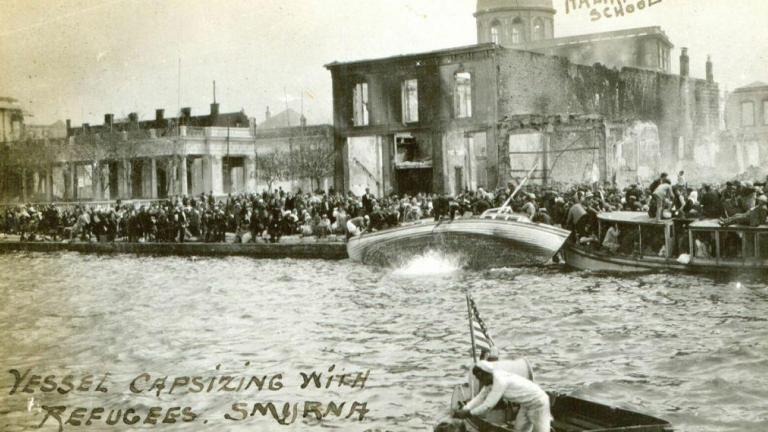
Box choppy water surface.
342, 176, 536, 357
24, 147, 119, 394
0, 252, 767, 432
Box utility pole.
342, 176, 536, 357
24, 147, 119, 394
284, 87, 290, 127
177, 58, 181, 117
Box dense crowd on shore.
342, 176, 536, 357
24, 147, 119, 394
2, 170, 768, 244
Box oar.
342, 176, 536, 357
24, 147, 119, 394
498, 159, 539, 213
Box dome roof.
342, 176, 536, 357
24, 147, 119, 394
476, 0, 555, 13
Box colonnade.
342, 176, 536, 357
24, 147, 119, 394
13, 154, 258, 202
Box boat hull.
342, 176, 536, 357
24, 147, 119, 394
347, 218, 570, 269
564, 244, 768, 274
449, 384, 673, 432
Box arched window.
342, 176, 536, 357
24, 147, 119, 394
490, 21, 500, 44
533, 18, 545, 41
511, 17, 523, 44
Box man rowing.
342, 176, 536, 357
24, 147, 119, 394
453, 360, 552, 432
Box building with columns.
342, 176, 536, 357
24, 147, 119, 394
1, 102, 333, 203
0, 97, 25, 143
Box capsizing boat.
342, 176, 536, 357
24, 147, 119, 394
346, 208, 570, 269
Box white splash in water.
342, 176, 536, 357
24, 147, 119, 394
392, 250, 462, 276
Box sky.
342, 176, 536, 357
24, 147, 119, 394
1, 0, 766, 126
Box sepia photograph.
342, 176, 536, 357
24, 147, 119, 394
1, 0, 767, 431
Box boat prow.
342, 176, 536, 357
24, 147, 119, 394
448, 383, 673, 432
347, 211, 570, 269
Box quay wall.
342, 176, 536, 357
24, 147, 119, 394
0, 241, 348, 260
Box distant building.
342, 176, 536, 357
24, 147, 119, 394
325, 0, 719, 195
259, 107, 308, 129
519, 26, 673, 74
476, 1, 672, 73
475, 0, 556, 46
0, 97, 25, 143
0, 101, 333, 203
25, 120, 67, 140
723, 81, 768, 173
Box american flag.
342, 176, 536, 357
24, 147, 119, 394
467, 292, 496, 356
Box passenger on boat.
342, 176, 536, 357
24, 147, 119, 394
565, 193, 589, 235
651, 180, 673, 221
719, 195, 768, 227
346, 215, 369, 238
648, 172, 668, 195
700, 184, 722, 218
625, 184, 644, 203
532, 208, 551, 225
521, 194, 538, 220
454, 361, 552, 432
623, 195, 643, 212
602, 224, 620, 253
695, 238, 712, 258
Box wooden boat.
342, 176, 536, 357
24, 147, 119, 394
347, 209, 570, 269
563, 211, 768, 273
449, 383, 673, 432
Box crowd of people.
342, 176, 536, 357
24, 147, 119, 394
2, 170, 768, 246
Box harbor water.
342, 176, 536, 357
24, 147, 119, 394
0, 252, 766, 431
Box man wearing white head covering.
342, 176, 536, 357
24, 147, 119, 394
454, 361, 551, 432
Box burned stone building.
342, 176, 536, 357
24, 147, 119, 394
722, 81, 768, 174
326, 0, 720, 195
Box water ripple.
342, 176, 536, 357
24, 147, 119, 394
0, 253, 765, 431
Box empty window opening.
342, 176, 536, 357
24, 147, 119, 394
401, 79, 419, 123
353, 82, 369, 126
455, 72, 473, 118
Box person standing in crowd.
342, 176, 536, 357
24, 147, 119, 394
362, 188, 374, 215
174, 204, 188, 243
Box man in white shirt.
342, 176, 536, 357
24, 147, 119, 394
454, 361, 552, 432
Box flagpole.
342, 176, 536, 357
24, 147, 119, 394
466, 291, 477, 364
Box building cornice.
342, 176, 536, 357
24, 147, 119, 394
474, 6, 556, 17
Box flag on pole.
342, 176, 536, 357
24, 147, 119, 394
466, 292, 496, 359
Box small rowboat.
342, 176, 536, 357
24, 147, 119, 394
347, 209, 570, 269
448, 383, 673, 432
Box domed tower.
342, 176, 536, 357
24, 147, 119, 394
475, 0, 556, 46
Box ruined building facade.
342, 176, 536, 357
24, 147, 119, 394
326, 0, 720, 195
723, 82, 768, 174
